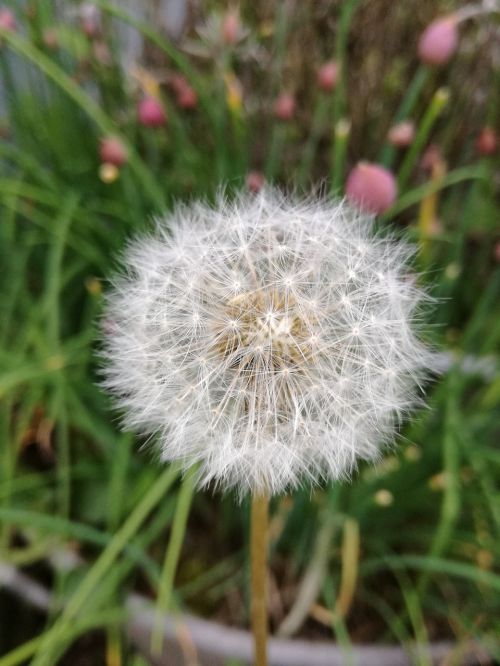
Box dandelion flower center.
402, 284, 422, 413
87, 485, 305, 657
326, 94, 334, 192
216, 289, 315, 374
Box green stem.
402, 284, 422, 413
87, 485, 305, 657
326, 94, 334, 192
332, 119, 351, 194
264, 4, 291, 181
383, 164, 487, 218
417, 372, 461, 598
297, 96, 329, 189
30, 465, 179, 666
380, 66, 431, 168
151, 467, 196, 655
397, 88, 449, 191
330, 0, 360, 191
265, 123, 287, 182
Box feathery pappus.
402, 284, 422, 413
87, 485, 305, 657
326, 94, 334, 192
102, 189, 432, 496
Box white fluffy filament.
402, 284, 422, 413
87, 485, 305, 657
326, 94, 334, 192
102, 189, 431, 496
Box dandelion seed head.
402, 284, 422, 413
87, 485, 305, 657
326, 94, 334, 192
102, 189, 432, 496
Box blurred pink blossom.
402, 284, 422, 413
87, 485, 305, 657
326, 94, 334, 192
274, 93, 296, 121
317, 61, 339, 92
99, 136, 128, 167
475, 127, 497, 156
494, 242, 500, 263
43, 28, 59, 50
387, 121, 415, 147
346, 162, 397, 214
138, 97, 167, 127
222, 8, 241, 45
418, 16, 458, 65
80, 4, 101, 39
171, 75, 198, 110
246, 171, 265, 193
0, 7, 16, 32
421, 144, 445, 172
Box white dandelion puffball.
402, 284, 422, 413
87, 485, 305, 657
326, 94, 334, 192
102, 189, 431, 496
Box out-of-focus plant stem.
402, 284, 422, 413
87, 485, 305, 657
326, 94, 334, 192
398, 87, 449, 191
330, 0, 360, 192
380, 66, 431, 168
251, 492, 269, 666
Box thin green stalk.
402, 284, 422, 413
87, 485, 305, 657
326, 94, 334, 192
361, 555, 500, 592
42, 194, 79, 517
278, 507, 338, 636
397, 88, 449, 191
383, 164, 487, 219
107, 434, 134, 531
323, 572, 354, 666
31, 465, 179, 666
265, 124, 287, 181
380, 65, 430, 167
395, 571, 431, 666
332, 119, 351, 194
104, 432, 134, 664
297, 96, 329, 189
0, 142, 56, 189
264, 3, 292, 181
461, 268, 500, 353
417, 372, 461, 598
0, 398, 14, 551
330, 0, 360, 191
151, 467, 196, 655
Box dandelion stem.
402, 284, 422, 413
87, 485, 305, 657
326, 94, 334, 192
251, 492, 269, 666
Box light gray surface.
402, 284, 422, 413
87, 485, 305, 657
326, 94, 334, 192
0, 562, 491, 666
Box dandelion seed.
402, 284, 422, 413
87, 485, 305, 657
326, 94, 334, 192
102, 189, 432, 497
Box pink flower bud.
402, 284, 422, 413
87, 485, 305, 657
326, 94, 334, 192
346, 162, 397, 214
420, 144, 444, 172
99, 136, 127, 167
138, 97, 167, 127
387, 121, 415, 147
475, 127, 497, 156
170, 75, 197, 110
418, 16, 458, 66
246, 171, 265, 193
494, 242, 500, 264
177, 86, 197, 110
222, 9, 241, 45
80, 4, 101, 39
43, 28, 58, 50
170, 74, 187, 94
274, 93, 296, 121
317, 61, 338, 92
0, 7, 16, 32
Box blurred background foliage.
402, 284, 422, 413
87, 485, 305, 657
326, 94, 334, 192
0, 0, 499, 664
